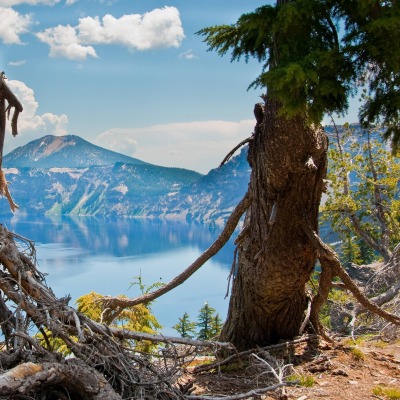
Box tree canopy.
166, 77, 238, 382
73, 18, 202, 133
198, 0, 400, 145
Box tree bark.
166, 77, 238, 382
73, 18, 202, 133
220, 98, 328, 350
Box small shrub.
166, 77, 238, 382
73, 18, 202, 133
343, 334, 375, 347
349, 346, 365, 360
373, 385, 400, 399
286, 374, 315, 387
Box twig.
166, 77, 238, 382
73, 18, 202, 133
185, 382, 297, 400
12, 332, 49, 355
193, 335, 319, 373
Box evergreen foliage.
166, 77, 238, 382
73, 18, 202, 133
197, 302, 218, 340
198, 1, 400, 145
172, 303, 223, 340
172, 312, 197, 338
357, 237, 376, 265
209, 313, 224, 339
340, 231, 362, 267
336, 0, 400, 148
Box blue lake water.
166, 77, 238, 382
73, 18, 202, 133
1, 214, 235, 336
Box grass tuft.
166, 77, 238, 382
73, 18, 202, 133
372, 385, 400, 399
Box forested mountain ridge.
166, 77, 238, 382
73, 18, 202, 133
1, 134, 250, 222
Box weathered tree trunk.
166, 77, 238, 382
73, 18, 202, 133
220, 98, 328, 350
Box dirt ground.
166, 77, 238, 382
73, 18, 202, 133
181, 337, 400, 399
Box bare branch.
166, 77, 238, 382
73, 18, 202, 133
304, 227, 400, 326
89, 318, 234, 348
185, 382, 296, 400
220, 137, 252, 167
193, 335, 319, 373
102, 192, 252, 322
0, 72, 23, 211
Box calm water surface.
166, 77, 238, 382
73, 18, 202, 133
2, 214, 235, 335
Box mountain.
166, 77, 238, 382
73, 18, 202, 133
146, 147, 250, 224
3, 135, 148, 168
0, 134, 251, 224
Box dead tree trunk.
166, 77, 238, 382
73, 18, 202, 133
220, 98, 328, 350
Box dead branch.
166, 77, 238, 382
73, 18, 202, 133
102, 192, 252, 323
0, 223, 238, 399
353, 244, 400, 321
304, 227, 400, 326
309, 262, 334, 336
0, 170, 19, 211
0, 72, 23, 139
89, 320, 234, 349
193, 335, 319, 373
184, 382, 296, 400
0, 72, 23, 212
219, 136, 252, 167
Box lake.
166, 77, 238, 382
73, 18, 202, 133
1, 214, 236, 336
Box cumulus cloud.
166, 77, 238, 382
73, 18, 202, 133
4, 80, 68, 153
36, 25, 98, 60
0, 7, 32, 44
36, 6, 185, 60
94, 120, 255, 174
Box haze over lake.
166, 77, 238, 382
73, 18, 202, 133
1, 214, 235, 336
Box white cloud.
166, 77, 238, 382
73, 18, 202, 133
3, 80, 68, 153
0, 0, 59, 5
36, 6, 184, 60
0, 7, 32, 45
179, 49, 198, 60
36, 25, 98, 60
94, 120, 255, 174
8, 60, 26, 66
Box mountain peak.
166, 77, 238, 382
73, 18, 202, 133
4, 135, 147, 168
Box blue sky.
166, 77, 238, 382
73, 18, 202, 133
1, 0, 356, 173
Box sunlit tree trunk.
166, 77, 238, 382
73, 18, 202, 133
220, 98, 328, 350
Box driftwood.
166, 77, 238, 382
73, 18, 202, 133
0, 71, 23, 211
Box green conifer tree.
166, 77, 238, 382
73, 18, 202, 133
357, 238, 376, 265
172, 312, 197, 339
340, 231, 362, 268
209, 313, 224, 339
197, 302, 217, 340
